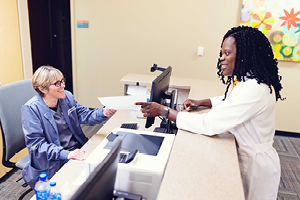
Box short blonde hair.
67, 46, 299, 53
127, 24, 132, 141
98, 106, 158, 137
32, 65, 63, 97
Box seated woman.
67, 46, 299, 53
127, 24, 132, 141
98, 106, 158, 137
21, 65, 116, 188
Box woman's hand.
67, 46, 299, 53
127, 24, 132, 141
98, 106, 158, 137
135, 102, 164, 117
182, 99, 201, 111
67, 149, 88, 161
103, 107, 117, 117
182, 99, 212, 111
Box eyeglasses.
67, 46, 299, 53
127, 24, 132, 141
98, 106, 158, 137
50, 78, 66, 87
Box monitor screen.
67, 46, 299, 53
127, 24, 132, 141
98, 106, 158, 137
145, 66, 172, 129
70, 139, 122, 200
104, 131, 164, 156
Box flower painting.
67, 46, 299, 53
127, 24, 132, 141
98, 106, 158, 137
240, 0, 300, 62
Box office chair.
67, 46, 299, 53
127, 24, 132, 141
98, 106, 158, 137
0, 79, 37, 199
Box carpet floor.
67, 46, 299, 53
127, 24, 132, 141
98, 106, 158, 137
1, 132, 300, 200
275, 136, 300, 200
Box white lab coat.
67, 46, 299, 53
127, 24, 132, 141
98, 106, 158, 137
177, 78, 280, 200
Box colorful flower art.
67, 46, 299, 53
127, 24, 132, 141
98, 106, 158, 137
240, 0, 300, 62
279, 8, 300, 31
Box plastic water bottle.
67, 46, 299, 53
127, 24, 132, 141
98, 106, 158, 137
35, 173, 51, 200
48, 182, 62, 200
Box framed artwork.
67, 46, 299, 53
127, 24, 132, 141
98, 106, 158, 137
240, 0, 300, 62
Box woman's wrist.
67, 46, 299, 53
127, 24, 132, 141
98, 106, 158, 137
161, 106, 170, 119
199, 99, 212, 107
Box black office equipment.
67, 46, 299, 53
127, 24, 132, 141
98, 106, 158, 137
150, 63, 166, 72
70, 140, 122, 200
113, 190, 143, 200
120, 123, 138, 130
187, 104, 200, 108
145, 65, 176, 134
104, 131, 164, 156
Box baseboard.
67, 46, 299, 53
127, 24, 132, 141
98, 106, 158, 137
275, 130, 300, 137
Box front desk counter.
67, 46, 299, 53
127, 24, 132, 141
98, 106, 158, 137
122, 74, 244, 200
30, 75, 244, 200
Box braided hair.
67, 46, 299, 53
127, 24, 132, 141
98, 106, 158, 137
217, 26, 284, 101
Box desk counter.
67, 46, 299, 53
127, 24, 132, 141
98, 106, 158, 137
31, 75, 244, 200
122, 74, 244, 199
30, 109, 161, 200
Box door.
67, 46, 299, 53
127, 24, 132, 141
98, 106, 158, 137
27, 0, 73, 93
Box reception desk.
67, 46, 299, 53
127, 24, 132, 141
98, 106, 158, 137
121, 74, 244, 200
31, 74, 244, 200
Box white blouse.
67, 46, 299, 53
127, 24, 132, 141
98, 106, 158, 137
177, 78, 280, 200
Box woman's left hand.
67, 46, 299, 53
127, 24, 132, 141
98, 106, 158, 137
103, 107, 117, 117
67, 149, 88, 161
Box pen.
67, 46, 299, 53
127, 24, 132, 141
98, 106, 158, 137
187, 105, 199, 108
177, 104, 200, 108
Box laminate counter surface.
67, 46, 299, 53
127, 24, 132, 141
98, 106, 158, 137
31, 75, 244, 200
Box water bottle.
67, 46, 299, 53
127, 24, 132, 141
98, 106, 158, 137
48, 182, 62, 200
35, 173, 51, 200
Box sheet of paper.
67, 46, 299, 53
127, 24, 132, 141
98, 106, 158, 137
127, 85, 148, 95
73, 169, 86, 185
98, 95, 148, 110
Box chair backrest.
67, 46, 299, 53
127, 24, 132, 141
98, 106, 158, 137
0, 79, 37, 167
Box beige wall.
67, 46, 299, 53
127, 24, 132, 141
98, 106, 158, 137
71, 0, 300, 133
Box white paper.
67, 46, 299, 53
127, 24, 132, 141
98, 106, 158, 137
73, 169, 86, 185
98, 95, 148, 110
127, 85, 147, 95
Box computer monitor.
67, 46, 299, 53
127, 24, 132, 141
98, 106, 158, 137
145, 66, 175, 133
70, 139, 122, 200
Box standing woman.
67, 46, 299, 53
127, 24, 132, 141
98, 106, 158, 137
136, 26, 284, 199
21, 65, 116, 188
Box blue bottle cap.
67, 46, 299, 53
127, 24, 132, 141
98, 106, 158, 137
40, 172, 47, 176
39, 173, 47, 181
50, 182, 56, 187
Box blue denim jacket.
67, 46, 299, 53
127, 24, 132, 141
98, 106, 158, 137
21, 90, 108, 188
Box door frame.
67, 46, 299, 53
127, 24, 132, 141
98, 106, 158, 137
17, 0, 77, 97
17, 0, 33, 80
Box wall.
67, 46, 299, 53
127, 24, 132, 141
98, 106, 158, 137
0, 0, 28, 178
276, 63, 300, 132
0, 1, 23, 84
71, 0, 300, 133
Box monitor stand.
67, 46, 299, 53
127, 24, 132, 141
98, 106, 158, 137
153, 90, 177, 134
153, 117, 178, 134
153, 125, 177, 134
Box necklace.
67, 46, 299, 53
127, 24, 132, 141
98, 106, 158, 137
228, 79, 239, 96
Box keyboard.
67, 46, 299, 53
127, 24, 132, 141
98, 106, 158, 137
120, 123, 138, 130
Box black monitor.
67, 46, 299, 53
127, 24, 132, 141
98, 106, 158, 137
145, 66, 175, 133
70, 139, 122, 200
